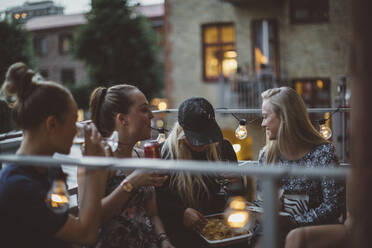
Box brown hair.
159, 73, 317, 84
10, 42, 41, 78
89, 84, 138, 137
1, 62, 73, 129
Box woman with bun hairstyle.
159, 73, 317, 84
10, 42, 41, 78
78, 85, 174, 248
0, 62, 109, 248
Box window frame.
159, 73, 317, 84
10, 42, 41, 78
251, 19, 280, 78
290, 0, 329, 24
34, 35, 48, 57
59, 33, 73, 55
202, 22, 236, 82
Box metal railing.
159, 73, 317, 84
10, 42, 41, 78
0, 154, 349, 248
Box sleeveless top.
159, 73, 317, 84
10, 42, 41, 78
95, 149, 159, 248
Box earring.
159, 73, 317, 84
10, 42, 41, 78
122, 121, 126, 126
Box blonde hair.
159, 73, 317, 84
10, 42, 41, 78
261, 87, 328, 163
163, 122, 220, 209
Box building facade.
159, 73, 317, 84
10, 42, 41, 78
164, 0, 352, 159
25, 4, 164, 86
5, 1, 63, 23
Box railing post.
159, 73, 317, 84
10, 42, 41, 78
262, 177, 279, 248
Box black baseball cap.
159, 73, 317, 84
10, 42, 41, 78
178, 97, 223, 146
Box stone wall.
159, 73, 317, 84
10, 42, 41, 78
32, 26, 87, 85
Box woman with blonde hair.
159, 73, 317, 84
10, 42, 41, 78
254, 87, 345, 247
156, 97, 239, 248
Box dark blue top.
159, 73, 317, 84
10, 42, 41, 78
0, 164, 68, 248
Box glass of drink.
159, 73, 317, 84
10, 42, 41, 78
74, 121, 119, 152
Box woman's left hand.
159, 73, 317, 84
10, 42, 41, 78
161, 239, 175, 248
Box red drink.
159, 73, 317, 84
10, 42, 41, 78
144, 141, 161, 158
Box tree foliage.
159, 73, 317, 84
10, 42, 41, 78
0, 21, 33, 86
74, 0, 163, 103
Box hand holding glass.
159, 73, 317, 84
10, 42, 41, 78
75, 121, 119, 152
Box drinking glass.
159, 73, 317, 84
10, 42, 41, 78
74, 121, 119, 152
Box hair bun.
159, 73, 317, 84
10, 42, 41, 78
2, 62, 36, 103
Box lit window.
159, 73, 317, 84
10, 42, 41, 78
202, 23, 237, 81
59, 34, 73, 55
252, 19, 279, 77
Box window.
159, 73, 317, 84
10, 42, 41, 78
61, 69, 75, 84
34, 36, 47, 57
202, 23, 237, 81
252, 19, 279, 78
59, 34, 73, 55
290, 0, 329, 24
292, 78, 331, 120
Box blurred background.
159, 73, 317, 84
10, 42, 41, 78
0, 0, 351, 162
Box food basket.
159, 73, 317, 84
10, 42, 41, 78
199, 213, 253, 247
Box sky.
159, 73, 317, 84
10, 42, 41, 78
0, 0, 164, 14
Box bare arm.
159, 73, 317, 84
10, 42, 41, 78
55, 123, 109, 245
146, 190, 175, 248
56, 169, 108, 245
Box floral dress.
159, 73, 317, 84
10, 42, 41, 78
256, 143, 346, 226
95, 170, 159, 248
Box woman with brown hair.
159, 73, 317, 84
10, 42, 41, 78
78, 84, 174, 248
0, 62, 109, 248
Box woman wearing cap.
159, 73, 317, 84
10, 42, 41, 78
253, 87, 345, 247
156, 97, 240, 248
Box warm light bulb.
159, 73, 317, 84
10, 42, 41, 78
229, 196, 246, 210
235, 119, 247, 140
227, 211, 249, 229
45, 179, 69, 214
232, 144, 241, 153
320, 124, 332, 140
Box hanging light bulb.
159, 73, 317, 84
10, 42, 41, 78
235, 119, 248, 140
224, 196, 255, 231
156, 128, 166, 144
319, 119, 332, 140
45, 177, 69, 214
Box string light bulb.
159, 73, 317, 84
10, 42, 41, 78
224, 196, 255, 231
318, 119, 332, 140
235, 119, 248, 140
45, 177, 69, 214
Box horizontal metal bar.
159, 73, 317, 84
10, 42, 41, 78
152, 108, 351, 115
0, 154, 350, 178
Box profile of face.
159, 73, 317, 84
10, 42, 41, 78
261, 99, 280, 140
53, 97, 78, 154
121, 90, 154, 142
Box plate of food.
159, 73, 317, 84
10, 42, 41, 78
199, 213, 253, 247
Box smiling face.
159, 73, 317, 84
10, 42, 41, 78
122, 90, 154, 142
261, 100, 281, 140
